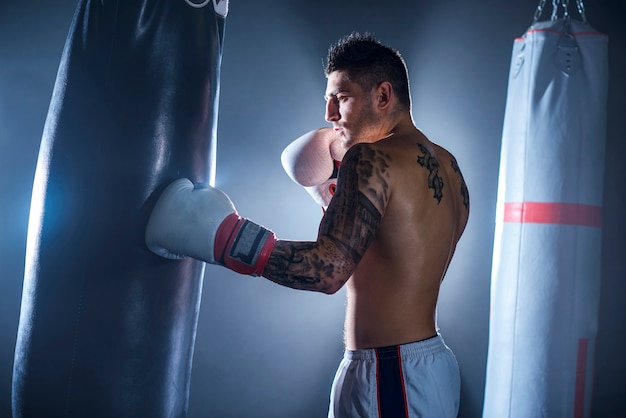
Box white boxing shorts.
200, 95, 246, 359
328, 334, 460, 418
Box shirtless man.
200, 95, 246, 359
145, 32, 469, 417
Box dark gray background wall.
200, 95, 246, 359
1, 1, 624, 417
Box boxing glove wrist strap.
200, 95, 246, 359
214, 213, 277, 276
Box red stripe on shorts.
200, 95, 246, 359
375, 346, 409, 418
395, 346, 410, 418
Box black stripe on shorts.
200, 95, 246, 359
375, 345, 409, 418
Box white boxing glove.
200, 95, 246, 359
281, 128, 345, 208
145, 178, 276, 276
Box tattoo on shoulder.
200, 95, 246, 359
350, 145, 391, 210
320, 145, 387, 262
416, 143, 443, 203
451, 157, 470, 211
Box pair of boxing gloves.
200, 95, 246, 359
145, 128, 344, 275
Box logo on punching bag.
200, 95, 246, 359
185, 0, 228, 17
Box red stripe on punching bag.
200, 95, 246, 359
504, 202, 602, 227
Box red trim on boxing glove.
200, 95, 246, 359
214, 213, 277, 276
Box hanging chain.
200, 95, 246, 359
551, 0, 560, 20
576, 0, 588, 23
532, 0, 587, 23
533, 0, 547, 23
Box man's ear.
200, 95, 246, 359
375, 81, 393, 110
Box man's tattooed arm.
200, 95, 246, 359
262, 144, 391, 294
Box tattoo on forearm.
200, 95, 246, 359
417, 143, 443, 203
264, 241, 328, 291
264, 238, 353, 293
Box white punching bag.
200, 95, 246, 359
483, 1, 608, 417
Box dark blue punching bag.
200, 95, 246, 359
12, 0, 228, 416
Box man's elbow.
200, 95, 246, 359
322, 285, 341, 295
320, 278, 348, 295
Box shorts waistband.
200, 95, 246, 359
344, 334, 447, 361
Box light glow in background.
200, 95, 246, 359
0, 0, 624, 416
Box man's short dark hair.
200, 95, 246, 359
325, 32, 411, 111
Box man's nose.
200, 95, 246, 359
325, 99, 340, 122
